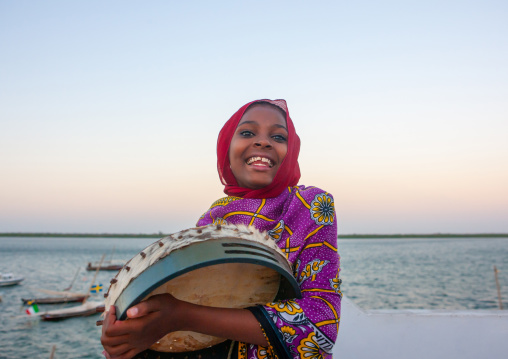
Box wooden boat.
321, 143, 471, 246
22, 290, 89, 305
33, 255, 105, 321
87, 246, 124, 271
22, 295, 88, 305
40, 301, 104, 321
22, 269, 89, 305
0, 273, 24, 287
86, 260, 123, 271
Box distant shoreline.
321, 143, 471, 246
337, 233, 508, 238
1, 232, 507, 238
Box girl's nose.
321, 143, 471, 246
254, 138, 272, 148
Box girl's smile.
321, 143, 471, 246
228, 104, 288, 190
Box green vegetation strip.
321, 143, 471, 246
0, 233, 165, 238
1, 233, 507, 238
337, 233, 508, 238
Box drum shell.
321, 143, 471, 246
114, 237, 301, 321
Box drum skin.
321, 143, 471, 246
104, 224, 301, 352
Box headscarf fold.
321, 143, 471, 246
216, 99, 301, 199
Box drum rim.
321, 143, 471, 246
114, 237, 302, 321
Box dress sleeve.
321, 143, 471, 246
252, 193, 341, 359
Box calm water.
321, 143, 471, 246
1, 236, 507, 358
338, 236, 508, 310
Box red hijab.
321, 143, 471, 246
217, 99, 301, 199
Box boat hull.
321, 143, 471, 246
41, 307, 98, 321
86, 261, 124, 271
22, 295, 88, 305
0, 278, 24, 287
40, 301, 104, 321
86, 265, 123, 271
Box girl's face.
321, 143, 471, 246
229, 105, 288, 190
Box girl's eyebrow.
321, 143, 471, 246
238, 120, 257, 127
238, 120, 288, 132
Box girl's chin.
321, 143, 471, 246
239, 177, 275, 190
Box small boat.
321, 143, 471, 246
40, 301, 104, 321
22, 295, 88, 305
86, 260, 124, 271
0, 273, 24, 287
22, 291, 89, 305
24, 259, 105, 321
28, 255, 106, 321
87, 246, 124, 271
21, 269, 89, 305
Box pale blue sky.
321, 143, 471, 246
1, 1, 507, 233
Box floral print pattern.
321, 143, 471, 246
329, 269, 342, 297
239, 342, 248, 359
266, 300, 303, 316
213, 217, 228, 225
197, 186, 341, 359
297, 333, 323, 359
210, 196, 243, 208
298, 259, 330, 284
257, 346, 273, 359
309, 193, 334, 226
268, 220, 285, 242
280, 326, 298, 344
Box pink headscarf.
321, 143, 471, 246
216, 99, 301, 199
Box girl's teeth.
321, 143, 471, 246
247, 157, 273, 167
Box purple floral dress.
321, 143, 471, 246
196, 185, 341, 359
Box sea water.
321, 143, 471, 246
0, 236, 507, 358
338, 236, 508, 310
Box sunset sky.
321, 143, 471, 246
1, 1, 507, 234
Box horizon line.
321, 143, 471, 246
1, 232, 507, 238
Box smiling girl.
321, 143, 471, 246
101, 99, 341, 359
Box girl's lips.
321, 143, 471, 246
246, 161, 272, 171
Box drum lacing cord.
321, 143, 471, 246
227, 341, 236, 359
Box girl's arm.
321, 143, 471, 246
101, 293, 268, 359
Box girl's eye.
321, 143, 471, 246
240, 130, 254, 137
272, 134, 287, 142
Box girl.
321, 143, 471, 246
101, 99, 341, 359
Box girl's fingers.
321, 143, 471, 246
102, 309, 137, 338
101, 333, 132, 347
123, 348, 141, 359
103, 306, 117, 330
126, 305, 141, 318
107, 305, 117, 320
103, 320, 139, 337
102, 309, 113, 338
123, 349, 140, 358
126, 297, 161, 318
105, 342, 135, 357
109, 347, 140, 359
126, 293, 174, 319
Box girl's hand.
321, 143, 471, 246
101, 294, 182, 359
